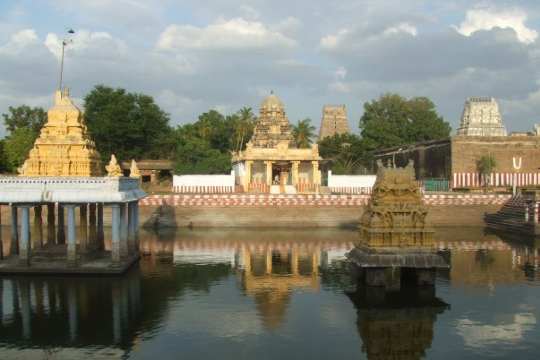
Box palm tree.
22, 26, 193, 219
235, 107, 255, 152
292, 118, 316, 148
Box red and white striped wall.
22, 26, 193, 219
172, 185, 234, 194
452, 172, 540, 189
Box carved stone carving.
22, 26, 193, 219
359, 160, 433, 247
106, 154, 123, 177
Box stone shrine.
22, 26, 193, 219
0, 88, 145, 275
19, 89, 102, 176
232, 92, 322, 194
347, 161, 448, 289
456, 97, 507, 137
319, 105, 349, 139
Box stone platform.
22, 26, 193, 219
0, 244, 139, 275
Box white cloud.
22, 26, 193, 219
456, 7, 538, 44
156, 18, 296, 51
383, 22, 417, 37
0, 29, 38, 55
320, 29, 349, 50
44, 30, 128, 61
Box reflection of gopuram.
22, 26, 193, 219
348, 161, 449, 289
347, 288, 449, 360
237, 245, 320, 329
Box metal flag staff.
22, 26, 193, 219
58, 28, 75, 90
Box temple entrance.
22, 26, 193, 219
272, 162, 291, 193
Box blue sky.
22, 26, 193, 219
1, 0, 540, 138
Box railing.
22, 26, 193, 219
329, 187, 372, 194
248, 182, 270, 193
421, 178, 450, 192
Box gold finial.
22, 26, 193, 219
130, 159, 141, 178
106, 154, 123, 177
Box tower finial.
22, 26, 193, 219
270, 89, 274, 95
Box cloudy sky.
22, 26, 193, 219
1, 0, 540, 138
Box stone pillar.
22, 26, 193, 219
265, 161, 273, 186
10, 205, 19, 256
47, 204, 56, 245
57, 204, 65, 244
265, 248, 272, 274
0, 206, 2, 260
291, 246, 299, 275
311, 161, 320, 185
120, 203, 128, 258
19, 206, 31, 266
19, 281, 31, 339
244, 160, 253, 191
111, 204, 121, 263
66, 205, 77, 266
150, 170, 157, 184
292, 161, 300, 186
128, 202, 136, 255
89, 203, 97, 250
134, 201, 140, 252
68, 285, 78, 342
79, 204, 88, 253
33, 205, 43, 248
97, 203, 104, 250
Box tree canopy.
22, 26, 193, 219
292, 118, 316, 148
318, 133, 370, 174
84, 85, 173, 162
0, 105, 47, 173
359, 93, 451, 151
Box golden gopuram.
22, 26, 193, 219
232, 92, 322, 194
347, 160, 449, 290
18, 88, 102, 176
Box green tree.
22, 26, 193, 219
2, 105, 46, 134
84, 85, 173, 162
360, 93, 451, 151
3, 127, 36, 171
318, 133, 370, 174
292, 118, 316, 148
233, 107, 256, 152
0, 139, 7, 173
174, 136, 231, 175
477, 154, 496, 187
1, 105, 47, 173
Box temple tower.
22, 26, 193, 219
250, 92, 295, 148
319, 105, 349, 139
456, 97, 507, 137
19, 89, 102, 176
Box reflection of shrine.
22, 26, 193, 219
347, 287, 449, 360
0, 270, 141, 348
237, 245, 321, 330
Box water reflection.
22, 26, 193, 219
0, 270, 141, 350
0, 227, 538, 359
347, 287, 449, 360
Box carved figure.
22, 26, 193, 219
106, 154, 123, 177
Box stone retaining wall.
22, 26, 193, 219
139, 193, 511, 207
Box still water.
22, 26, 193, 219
0, 227, 539, 359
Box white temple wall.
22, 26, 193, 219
327, 171, 376, 194
173, 171, 235, 193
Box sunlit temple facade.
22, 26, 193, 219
232, 93, 322, 194
19, 89, 102, 176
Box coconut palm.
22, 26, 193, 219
292, 118, 316, 148
235, 107, 256, 152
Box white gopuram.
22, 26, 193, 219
456, 97, 507, 137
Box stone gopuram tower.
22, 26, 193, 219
249, 92, 295, 148
319, 105, 349, 139
456, 97, 507, 137
19, 89, 102, 176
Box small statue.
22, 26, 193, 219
130, 159, 141, 178
106, 154, 123, 177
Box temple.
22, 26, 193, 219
0, 89, 145, 274
456, 97, 507, 137
19, 89, 102, 176
319, 105, 349, 139
232, 92, 322, 194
